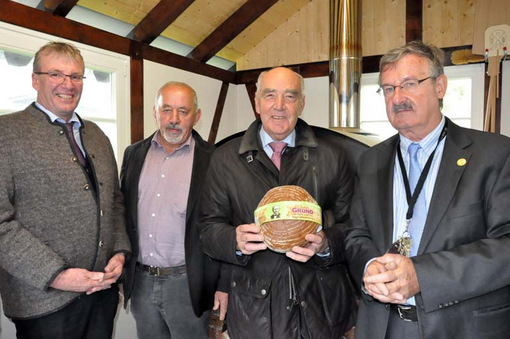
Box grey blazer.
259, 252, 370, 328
345, 118, 510, 339
0, 104, 130, 319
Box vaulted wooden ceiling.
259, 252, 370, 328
41, 0, 311, 68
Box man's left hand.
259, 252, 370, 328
286, 231, 328, 263
365, 253, 420, 302
87, 253, 125, 295
213, 291, 228, 321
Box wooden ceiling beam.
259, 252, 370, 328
132, 0, 194, 44
0, 1, 234, 83
44, 0, 79, 17
406, 0, 423, 42
190, 0, 278, 63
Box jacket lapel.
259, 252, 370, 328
186, 131, 211, 223
378, 136, 398, 251
128, 135, 153, 227
418, 121, 472, 253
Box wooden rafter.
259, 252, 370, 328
0, 1, 234, 83
190, 0, 278, 63
132, 0, 194, 44
406, 0, 423, 42
208, 82, 229, 144
44, 0, 78, 17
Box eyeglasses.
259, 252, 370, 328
377, 77, 434, 97
34, 71, 86, 84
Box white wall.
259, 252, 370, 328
143, 60, 241, 143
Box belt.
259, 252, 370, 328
136, 262, 186, 276
391, 304, 418, 322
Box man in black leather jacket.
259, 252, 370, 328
200, 67, 357, 338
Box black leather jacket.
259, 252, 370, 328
200, 119, 357, 338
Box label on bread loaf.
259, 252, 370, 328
254, 201, 322, 226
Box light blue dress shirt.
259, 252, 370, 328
393, 116, 446, 304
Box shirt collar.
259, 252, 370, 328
35, 101, 82, 128
259, 127, 296, 148
399, 115, 445, 157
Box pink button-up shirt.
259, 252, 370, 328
137, 132, 194, 267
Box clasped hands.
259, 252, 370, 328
363, 253, 420, 304
235, 223, 328, 263
50, 253, 125, 295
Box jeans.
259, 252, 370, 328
131, 266, 209, 339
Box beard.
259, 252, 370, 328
162, 123, 185, 144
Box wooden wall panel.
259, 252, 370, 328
237, 0, 328, 70
362, 0, 406, 56
423, 0, 477, 48
237, 0, 408, 70
472, 0, 510, 54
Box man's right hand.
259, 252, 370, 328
50, 268, 112, 294
235, 223, 267, 255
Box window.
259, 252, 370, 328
360, 64, 485, 140
0, 21, 130, 165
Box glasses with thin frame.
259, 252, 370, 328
377, 76, 434, 97
34, 71, 86, 84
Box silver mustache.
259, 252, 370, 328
165, 123, 182, 133
393, 102, 413, 113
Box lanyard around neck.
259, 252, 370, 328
396, 122, 448, 220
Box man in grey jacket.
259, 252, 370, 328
0, 42, 130, 338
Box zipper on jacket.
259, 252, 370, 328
287, 266, 298, 310
312, 165, 319, 202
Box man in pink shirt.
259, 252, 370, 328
120, 82, 228, 338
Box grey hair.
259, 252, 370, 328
379, 40, 445, 108
154, 81, 198, 112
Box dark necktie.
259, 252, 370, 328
65, 122, 86, 166
408, 143, 426, 256
269, 141, 287, 170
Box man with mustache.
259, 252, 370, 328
0, 41, 130, 338
120, 82, 228, 338
345, 40, 510, 338
200, 67, 357, 338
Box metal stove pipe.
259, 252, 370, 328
329, 0, 362, 129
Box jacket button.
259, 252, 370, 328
99, 240, 104, 247
59, 130, 64, 135
438, 304, 443, 308
261, 289, 267, 296
231, 281, 236, 288
72, 156, 78, 162
83, 184, 90, 190
300, 301, 306, 307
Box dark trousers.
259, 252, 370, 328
13, 285, 119, 339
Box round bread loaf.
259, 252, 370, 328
256, 185, 321, 253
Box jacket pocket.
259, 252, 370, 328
447, 201, 483, 219
471, 302, 510, 338
229, 269, 272, 337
